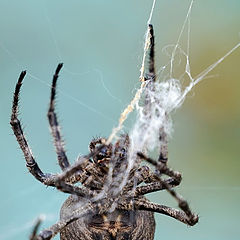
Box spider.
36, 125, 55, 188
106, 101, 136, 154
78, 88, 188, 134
10, 24, 198, 240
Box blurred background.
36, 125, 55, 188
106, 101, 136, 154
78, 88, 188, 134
0, 0, 240, 239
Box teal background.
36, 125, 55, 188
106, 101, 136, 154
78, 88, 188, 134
0, 0, 240, 239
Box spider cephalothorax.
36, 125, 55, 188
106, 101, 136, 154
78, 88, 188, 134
11, 24, 198, 240
89, 136, 129, 169
75, 135, 130, 193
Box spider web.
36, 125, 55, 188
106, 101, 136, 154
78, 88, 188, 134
106, 0, 240, 193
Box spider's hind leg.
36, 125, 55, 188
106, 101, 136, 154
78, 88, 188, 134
47, 63, 70, 170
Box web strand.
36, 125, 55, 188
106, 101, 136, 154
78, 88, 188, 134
107, 0, 157, 144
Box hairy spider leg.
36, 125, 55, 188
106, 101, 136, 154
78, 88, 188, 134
134, 177, 180, 196
35, 198, 115, 240
119, 182, 197, 226
148, 24, 155, 80
10, 69, 92, 198
135, 31, 196, 225
54, 147, 107, 190
48, 64, 106, 189
30, 218, 42, 240
121, 163, 179, 198
133, 198, 196, 226
158, 126, 168, 164
10, 70, 52, 183
36, 203, 94, 240
89, 138, 107, 152
146, 25, 169, 165
136, 153, 198, 226
132, 192, 198, 226
132, 154, 181, 196
47, 63, 70, 170
144, 24, 156, 109
137, 152, 181, 181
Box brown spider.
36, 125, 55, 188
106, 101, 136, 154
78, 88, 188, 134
10, 25, 198, 240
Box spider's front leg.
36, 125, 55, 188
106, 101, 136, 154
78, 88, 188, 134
10, 71, 53, 183
47, 63, 70, 170
148, 24, 155, 81
137, 22, 198, 225
10, 69, 93, 198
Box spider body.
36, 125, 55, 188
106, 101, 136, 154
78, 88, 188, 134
60, 195, 155, 240
59, 136, 155, 239
11, 25, 198, 240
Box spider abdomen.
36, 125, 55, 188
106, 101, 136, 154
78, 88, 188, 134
60, 195, 155, 240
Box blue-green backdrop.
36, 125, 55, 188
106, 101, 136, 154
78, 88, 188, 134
0, 0, 240, 239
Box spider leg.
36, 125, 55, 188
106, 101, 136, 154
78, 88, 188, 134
144, 24, 156, 110
34, 214, 84, 240
30, 218, 42, 240
158, 126, 169, 164
10, 73, 93, 197
34, 199, 113, 240
10, 71, 53, 183
128, 155, 181, 196
89, 137, 107, 152
123, 165, 159, 192
54, 180, 93, 198
148, 24, 155, 81
144, 24, 155, 82
55, 156, 93, 182
123, 164, 180, 196
134, 198, 198, 226
147, 25, 169, 165
134, 177, 180, 196
145, 25, 169, 165
137, 152, 181, 180
118, 197, 197, 226
38, 209, 98, 240
153, 174, 198, 226
55, 155, 100, 187
54, 147, 106, 190
47, 63, 70, 170
136, 152, 197, 224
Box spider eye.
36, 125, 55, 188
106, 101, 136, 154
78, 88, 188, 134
100, 147, 108, 155
121, 148, 126, 153
98, 147, 107, 158
121, 148, 126, 154
95, 146, 110, 162
119, 148, 127, 158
